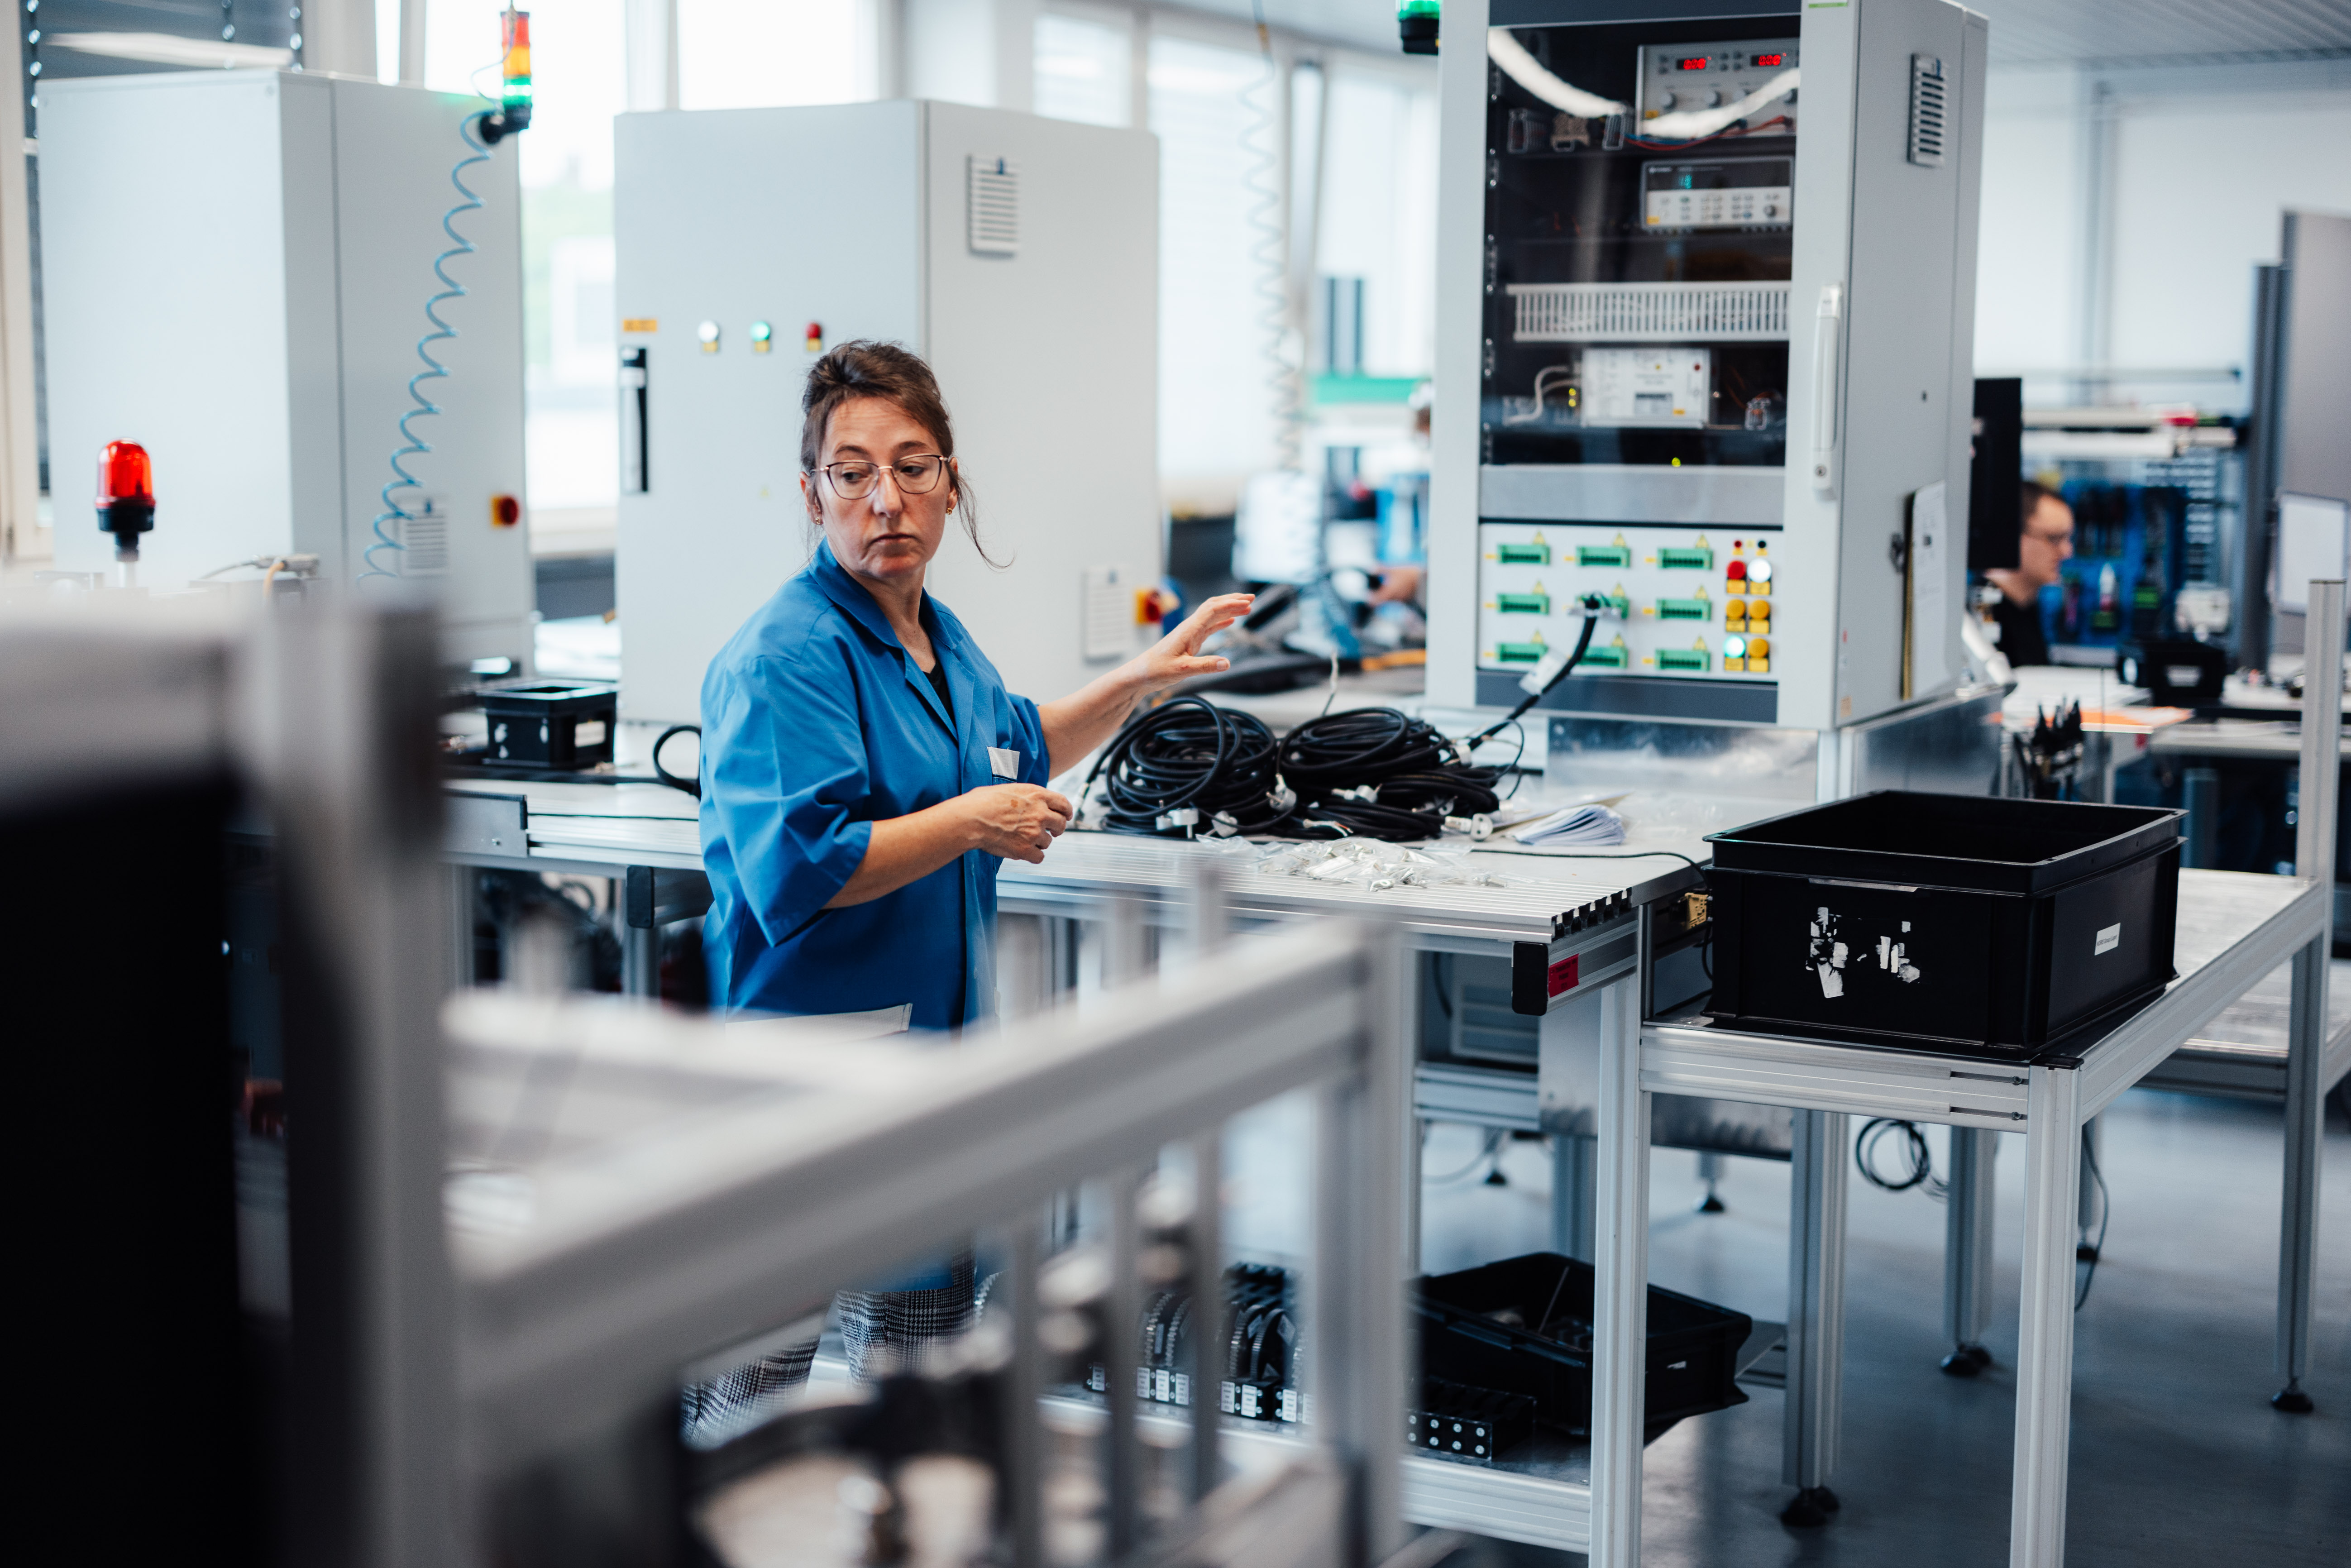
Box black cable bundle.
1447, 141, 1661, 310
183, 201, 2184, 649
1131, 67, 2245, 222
1278, 708, 1507, 841
1085, 695, 1295, 838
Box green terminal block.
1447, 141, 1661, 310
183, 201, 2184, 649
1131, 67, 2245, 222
1595, 592, 1634, 619
1576, 544, 1633, 568
1657, 647, 1712, 672
1658, 546, 1715, 570
1496, 591, 1552, 615
1496, 542, 1551, 565
1656, 597, 1713, 621
1580, 643, 1629, 669
1496, 641, 1548, 664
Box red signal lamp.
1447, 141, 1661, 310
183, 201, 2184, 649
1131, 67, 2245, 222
490, 493, 522, 528
96, 440, 155, 557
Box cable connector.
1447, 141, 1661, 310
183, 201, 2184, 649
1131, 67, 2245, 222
1156, 806, 1201, 832
1516, 645, 1576, 698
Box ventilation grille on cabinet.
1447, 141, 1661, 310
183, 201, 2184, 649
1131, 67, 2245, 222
1908, 54, 1947, 167
968, 156, 1019, 255
1507, 281, 1790, 342
397, 504, 449, 577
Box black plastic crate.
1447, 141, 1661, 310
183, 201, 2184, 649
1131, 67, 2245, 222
1414, 1253, 1750, 1438
1406, 1377, 1535, 1465
1704, 791, 2184, 1059
478, 679, 617, 770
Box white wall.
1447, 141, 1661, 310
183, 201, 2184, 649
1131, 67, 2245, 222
1974, 60, 2351, 407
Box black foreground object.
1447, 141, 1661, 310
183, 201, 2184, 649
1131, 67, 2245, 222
1414, 1252, 1750, 1439
1782, 1485, 1841, 1528
1705, 791, 2185, 1061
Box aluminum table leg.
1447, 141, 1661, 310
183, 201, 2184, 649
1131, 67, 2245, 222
1782, 1108, 1848, 1525
1552, 1133, 1596, 1262
2279, 575, 2340, 1412
621, 922, 659, 997
2276, 932, 2327, 1412
1942, 1126, 1997, 1376
2010, 1061, 2084, 1568
1588, 973, 1649, 1568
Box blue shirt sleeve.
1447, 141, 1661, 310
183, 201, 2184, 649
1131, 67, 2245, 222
1011, 693, 1052, 785
704, 651, 875, 946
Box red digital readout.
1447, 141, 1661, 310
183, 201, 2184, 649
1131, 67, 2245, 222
1755, 52, 1787, 67
1676, 56, 1710, 70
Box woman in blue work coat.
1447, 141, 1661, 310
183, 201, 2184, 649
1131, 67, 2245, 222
686, 342, 1250, 1416
698, 340, 1251, 1030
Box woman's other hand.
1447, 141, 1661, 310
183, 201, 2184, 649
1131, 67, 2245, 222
960, 783, 1074, 863
1132, 592, 1255, 695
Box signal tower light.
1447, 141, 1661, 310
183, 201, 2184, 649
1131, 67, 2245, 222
483, 9, 533, 142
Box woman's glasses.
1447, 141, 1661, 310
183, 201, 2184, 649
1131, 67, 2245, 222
815, 454, 947, 500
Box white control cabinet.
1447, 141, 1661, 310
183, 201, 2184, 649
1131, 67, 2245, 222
613, 102, 1160, 725
1428, 0, 1986, 730
41, 72, 533, 668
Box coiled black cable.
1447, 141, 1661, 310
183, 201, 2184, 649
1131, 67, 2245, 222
1276, 708, 1452, 791
1085, 696, 1295, 838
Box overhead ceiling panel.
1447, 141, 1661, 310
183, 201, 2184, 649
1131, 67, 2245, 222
1963, 0, 2351, 66
1166, 0, 2351, 71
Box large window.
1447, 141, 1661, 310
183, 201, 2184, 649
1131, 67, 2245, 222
1035, 11, 1131, 128
1149, 34, 1285, 494
422, 0, 873, 531
1316, 70, 1438, 378
427, 0, 626, 524
678, 0, 879, 110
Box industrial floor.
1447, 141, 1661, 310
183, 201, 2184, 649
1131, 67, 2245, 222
1416, 1088, 2351, 1568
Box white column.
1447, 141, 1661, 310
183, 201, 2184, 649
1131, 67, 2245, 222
904, 0, 1037, 110
398, 0, 429, 86
624, 0, 680, 112
301, 0, 378, 78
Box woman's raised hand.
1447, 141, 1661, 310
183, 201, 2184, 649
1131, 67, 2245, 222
959, 783, 1074, 863
1132, 592, 1255, 693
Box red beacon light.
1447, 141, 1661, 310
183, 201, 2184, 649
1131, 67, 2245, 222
97, 440, 155, 557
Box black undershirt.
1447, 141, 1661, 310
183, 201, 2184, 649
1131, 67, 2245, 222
918, 651, 963, 1027
921, 655, 953, 718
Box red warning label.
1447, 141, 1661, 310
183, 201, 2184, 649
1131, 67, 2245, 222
1547, 953, 1580, 997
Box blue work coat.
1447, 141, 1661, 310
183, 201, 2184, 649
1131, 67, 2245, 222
699, 542, 1052, 1029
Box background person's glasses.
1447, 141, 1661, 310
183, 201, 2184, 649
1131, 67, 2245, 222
815, 454, 947, 500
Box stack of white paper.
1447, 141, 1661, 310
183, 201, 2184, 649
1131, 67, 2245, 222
1509, 802, 1627, 848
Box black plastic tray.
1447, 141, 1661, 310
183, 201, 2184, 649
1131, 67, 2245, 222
1414, 1253, 1750, 1439
1704, 792, 2184, 1058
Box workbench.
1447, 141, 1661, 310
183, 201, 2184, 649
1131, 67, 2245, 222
435, 773, 2336, 1568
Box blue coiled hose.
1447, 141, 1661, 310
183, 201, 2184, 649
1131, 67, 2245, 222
362, 111, 496, 582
